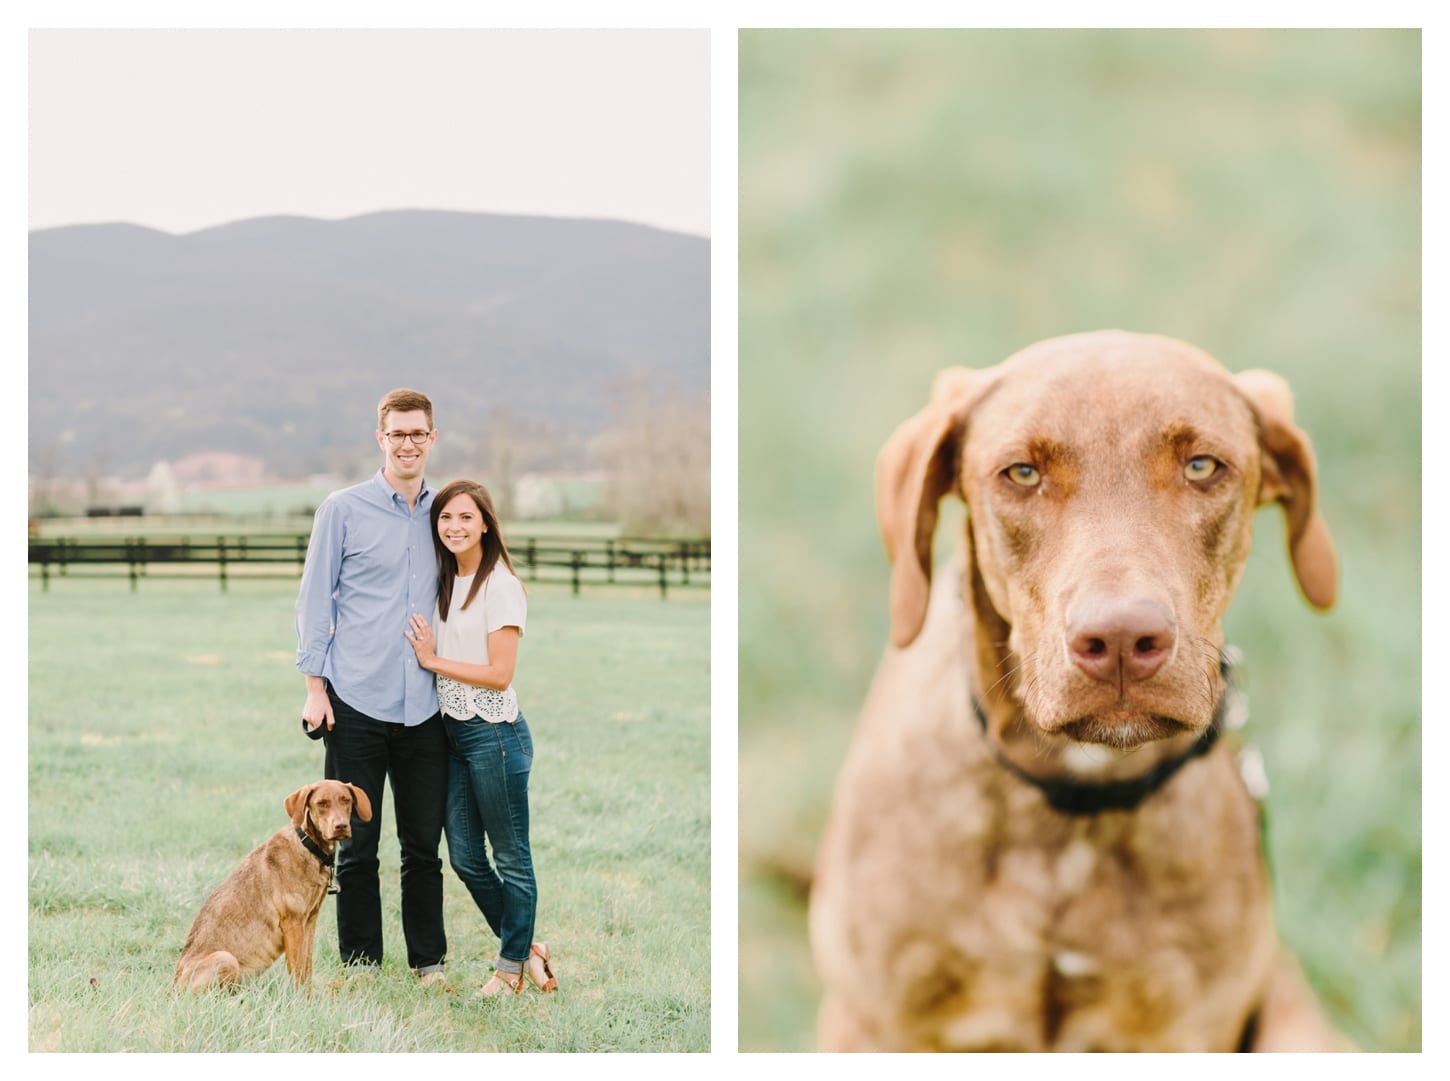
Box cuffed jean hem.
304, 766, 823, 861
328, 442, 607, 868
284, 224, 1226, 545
494, 956, 524, 975
416, 963, 446, 976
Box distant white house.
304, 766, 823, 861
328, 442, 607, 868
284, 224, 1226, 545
144, 461, 181, 514
512, 472, 606, 519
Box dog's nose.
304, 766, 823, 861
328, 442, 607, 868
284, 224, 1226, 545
1066, 596, 1176, 684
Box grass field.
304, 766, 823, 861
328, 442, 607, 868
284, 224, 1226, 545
739, 29, 1421, 1051
28, 578, 709, 1052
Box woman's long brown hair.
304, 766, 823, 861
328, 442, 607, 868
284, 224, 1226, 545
431, 479, 518, 622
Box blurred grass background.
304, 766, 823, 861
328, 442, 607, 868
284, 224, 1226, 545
738, 29, 1420, 1052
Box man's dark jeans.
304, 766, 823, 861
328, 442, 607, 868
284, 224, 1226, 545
323, 691, 448, 971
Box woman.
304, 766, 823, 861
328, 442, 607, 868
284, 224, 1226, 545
404, 479, 558, 997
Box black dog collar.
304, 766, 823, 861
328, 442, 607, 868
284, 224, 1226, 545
295, 824, 341, 895
295, 825, 335, 869
972, 655, 1237, 816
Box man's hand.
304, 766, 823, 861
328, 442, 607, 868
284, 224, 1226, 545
303, 679, 335, 732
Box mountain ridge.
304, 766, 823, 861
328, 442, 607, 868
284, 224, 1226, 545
29, 209, 710, 483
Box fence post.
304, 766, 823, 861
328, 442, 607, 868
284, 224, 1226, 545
28, 530, 707, 594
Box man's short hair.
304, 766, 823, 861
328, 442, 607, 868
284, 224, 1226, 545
377, 388, 434, 431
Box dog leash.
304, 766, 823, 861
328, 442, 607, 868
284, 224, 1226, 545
969, 652, 1249, 816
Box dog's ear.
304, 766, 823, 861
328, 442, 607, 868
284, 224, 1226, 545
346, 783, 374, 823
283, 784, 315, 827
1233, 369, 1337, 611
877, 366, 994, 647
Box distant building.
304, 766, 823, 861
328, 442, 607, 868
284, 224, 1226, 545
145, 461, 181, 514
171, 451, 269, 487
512, 472, 606, 519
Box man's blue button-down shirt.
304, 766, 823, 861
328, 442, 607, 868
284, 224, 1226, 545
295, 470, 439, 725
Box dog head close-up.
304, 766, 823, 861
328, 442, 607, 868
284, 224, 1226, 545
285, 780, 372, 846
877, 330, 1337, 752
739, 31, 1419, 1051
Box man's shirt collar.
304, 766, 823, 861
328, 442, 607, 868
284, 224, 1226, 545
369, 468, 431, 509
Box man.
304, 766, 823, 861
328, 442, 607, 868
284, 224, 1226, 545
295, 388, 448, 985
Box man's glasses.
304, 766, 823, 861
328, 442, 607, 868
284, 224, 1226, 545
383, 430, 434, 447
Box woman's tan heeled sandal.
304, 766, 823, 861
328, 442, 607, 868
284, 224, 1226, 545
478, 969, 525, 997
528, 942, 559, 993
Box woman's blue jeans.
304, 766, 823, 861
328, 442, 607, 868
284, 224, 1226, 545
443, 712, 536, 974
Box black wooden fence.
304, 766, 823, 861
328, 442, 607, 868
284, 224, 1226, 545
28, 534, 710, 597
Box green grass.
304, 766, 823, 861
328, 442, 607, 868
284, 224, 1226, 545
28, 578, 709, 1052
739, 29, 1420, 1051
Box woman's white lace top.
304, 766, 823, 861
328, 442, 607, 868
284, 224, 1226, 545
433, 567, 526, 723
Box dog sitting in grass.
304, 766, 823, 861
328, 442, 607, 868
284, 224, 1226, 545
175, 780, 370, 991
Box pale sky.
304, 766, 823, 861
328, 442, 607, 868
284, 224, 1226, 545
28, 27, 710, 236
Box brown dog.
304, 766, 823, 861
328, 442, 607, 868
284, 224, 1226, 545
809, 331, 1350, 1051
175, 780, 371, 991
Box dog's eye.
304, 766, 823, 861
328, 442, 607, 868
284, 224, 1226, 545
1184, 456, 1220, 482
1004, 463, 1042, 488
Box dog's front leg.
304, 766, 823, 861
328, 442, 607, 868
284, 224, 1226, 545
299, 915, 320, 994
281, 912, 313, 990
818, 991, 883, 1051
1249, 954, 1354, 1051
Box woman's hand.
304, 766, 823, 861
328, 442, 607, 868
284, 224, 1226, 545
404, 613, 438, 671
